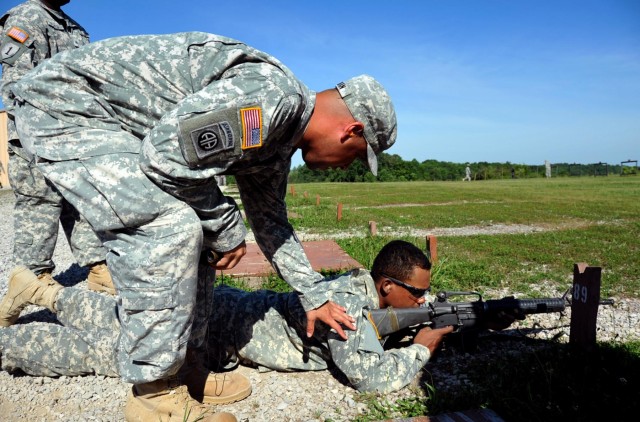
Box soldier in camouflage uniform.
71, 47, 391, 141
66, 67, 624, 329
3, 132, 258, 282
7, 32, 396, 420
0, 0, 114, 294
0, 241, 453, 394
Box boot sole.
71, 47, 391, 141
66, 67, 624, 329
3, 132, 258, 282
124, 388, 216, 422
87, 281, 116, 295
199, 386, 252, 405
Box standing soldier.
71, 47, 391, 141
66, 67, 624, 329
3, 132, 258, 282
8, 32, 396, 421
0, 0, 113, 293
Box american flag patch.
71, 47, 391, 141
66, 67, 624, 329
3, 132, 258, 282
240, 107, 263, 149
7, 27, 29, 44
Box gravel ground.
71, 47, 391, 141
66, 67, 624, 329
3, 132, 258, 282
0, 188, 638, 421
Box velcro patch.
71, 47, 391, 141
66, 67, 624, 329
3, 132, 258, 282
240, 107, 263, 150
7, 27, 29, 43
0, 36, 28, 64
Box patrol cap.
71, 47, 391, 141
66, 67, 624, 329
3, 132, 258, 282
336, 75, 397, 176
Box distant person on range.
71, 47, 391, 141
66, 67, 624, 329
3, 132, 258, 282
0, 241, 454, 395
7, 31, 396, 421
0, 0, 114, 294
463, 164, 472, 181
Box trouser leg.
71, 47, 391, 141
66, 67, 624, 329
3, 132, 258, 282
59, 199, 107, 268
8, 144, 62, 274
8, 141, 106, 272
102, 203, 203, 384
37, 153, 204, 384
0, 287, 120, 378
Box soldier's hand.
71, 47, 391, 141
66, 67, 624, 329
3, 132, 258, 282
212, 241, 247, 270
413, 325, 454, 353
306, 301, 356, 340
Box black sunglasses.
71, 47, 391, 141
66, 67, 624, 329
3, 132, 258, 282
380, 273, 430, 297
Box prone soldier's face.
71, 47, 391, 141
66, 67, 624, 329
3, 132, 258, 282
384, 267, 431, 309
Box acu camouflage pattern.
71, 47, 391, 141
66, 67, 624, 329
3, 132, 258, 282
208, 269, 432, 393
12, 32, 326, 382
0, 256, 215, 381
0, 0, 104, 274
1, 0, 89, 140
0, 288, 119, 377
0, 269, 431, 393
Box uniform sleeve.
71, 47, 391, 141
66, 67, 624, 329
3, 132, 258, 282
328, 308, 432, 393
235, 169, 326, 311
0, 13, 44, 112
141, 61, 311, 258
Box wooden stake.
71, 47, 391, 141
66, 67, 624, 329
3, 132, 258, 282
369, 221, 377, 236
570, 262, 602, 351
316, 194, 320, 206
337, 203, 343, 221
426, 235, 438, 263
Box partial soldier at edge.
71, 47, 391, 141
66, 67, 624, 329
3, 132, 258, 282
0, 0, 114, 294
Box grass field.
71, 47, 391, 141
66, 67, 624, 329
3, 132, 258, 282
284, 176, 640, 299
281, 176, 640, 421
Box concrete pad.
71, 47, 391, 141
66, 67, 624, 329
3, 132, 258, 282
223, 240, 362, 278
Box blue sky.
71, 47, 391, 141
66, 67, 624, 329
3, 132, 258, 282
2, 0, 639, 166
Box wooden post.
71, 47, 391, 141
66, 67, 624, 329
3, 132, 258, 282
426, 235, 438, 263
290, 185, 296, 196
369, 221, 377, 236
303, 191, 308, 199
316, 194, 320, 206
336, 203, 343, 221
569, 263, 602, 351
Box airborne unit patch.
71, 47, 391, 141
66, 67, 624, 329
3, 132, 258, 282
240, 106, 263, 150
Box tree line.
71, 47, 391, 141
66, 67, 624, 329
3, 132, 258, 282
288, 153, 634, 183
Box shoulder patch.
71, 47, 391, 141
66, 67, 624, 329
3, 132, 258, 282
0, 29, 28, 64
240, 106, 263, 150
7, 26, 29, 43
178, 108, 239, 168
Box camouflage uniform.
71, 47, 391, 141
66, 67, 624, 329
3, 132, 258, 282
0, 0, 105, 274
0, 269, 431, 393
11, 32, 328, 384
208, 269, 432, 393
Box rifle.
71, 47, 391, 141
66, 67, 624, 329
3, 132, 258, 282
367, 290, 614, 348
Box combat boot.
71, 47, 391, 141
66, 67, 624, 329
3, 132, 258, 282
0, 266, 63, 327
37, 271, 62, 288
181, 367, 252, 404
180, 349, 252, 404
124, 378, 237, 422
87, 262, 116, 295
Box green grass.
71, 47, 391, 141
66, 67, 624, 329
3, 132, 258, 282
284, 176, 640, 300
278, 176, 640, 421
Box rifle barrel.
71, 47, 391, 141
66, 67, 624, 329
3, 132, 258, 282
485, 297, 567, 314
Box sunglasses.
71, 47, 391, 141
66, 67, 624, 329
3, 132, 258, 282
380, 273, 430, 298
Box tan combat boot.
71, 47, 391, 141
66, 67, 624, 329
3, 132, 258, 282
124, 378, 237, 422
182, 367, 252, 405
0, 266, 63, 327
87, 262, 116, 295
180, 349, 252, 404
37, 271, 62, 288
